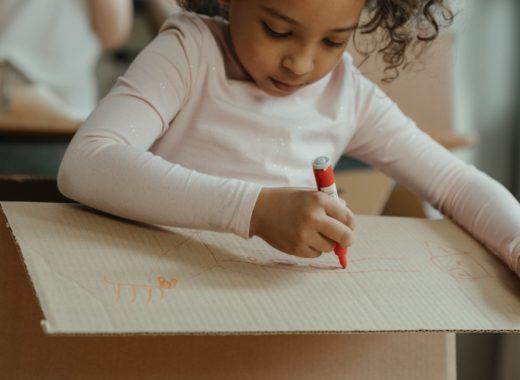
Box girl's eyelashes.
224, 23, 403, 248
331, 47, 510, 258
323, 39, 348, 49
261, 21, 348, 49
262, 21, 291, 38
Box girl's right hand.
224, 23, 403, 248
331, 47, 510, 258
249, 187, 355, 258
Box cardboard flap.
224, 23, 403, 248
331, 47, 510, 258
2, 202, 520, 334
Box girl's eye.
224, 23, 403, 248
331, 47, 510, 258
262, 22, 291, 38
323, 39, 347, 49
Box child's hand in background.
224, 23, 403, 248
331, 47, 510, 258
250, 187, 354, 258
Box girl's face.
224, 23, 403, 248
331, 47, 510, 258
219, 0, 366, 97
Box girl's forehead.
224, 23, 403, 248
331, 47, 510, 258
247, 0, 365, 28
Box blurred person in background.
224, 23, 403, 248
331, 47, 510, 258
0, 0, 133, 127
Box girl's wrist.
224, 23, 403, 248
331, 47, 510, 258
249, 187, 272, 238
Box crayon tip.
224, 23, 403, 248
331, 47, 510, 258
339, 255, 347, 269
334, 245, 348, 269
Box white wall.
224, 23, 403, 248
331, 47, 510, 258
452, 0, 520, 190
449, 2, 520, 380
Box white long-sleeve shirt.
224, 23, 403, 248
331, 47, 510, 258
58, 10, 520, 276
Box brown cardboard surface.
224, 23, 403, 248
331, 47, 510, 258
2, 201, 520, 336
383, 185, 429, 218
348, 33, 454, 137
335, 169, 394, 215
0, 216, 456, 379
348, 33, 477, 151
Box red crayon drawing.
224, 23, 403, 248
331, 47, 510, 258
425, 240, 493, 281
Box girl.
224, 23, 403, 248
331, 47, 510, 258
58, 0, 520, 277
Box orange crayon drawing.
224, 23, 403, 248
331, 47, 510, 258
104, 276, 177, 303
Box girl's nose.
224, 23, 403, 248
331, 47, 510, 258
281, 48, 315, 76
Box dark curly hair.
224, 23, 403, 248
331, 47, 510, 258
176, 0, 454, 82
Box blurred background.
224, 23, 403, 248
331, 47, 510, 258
451, 1, 520, 379
0, 0, 519, 379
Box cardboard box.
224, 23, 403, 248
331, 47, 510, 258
335, 169, 394, 215
0, 202, 460, 380
348, 32, 477, 151
349, 33, 454, 140
382, 184, 428, 218
4, 201, 520, 378
0, 234, 455, 380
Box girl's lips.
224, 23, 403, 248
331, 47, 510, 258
270, 77, 304, 93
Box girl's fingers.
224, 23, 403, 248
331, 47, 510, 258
293, 245, 322, 259
317, 217, 354, 248
322, 196, 355, 230
310, 233, 336, 253
343, 206, 355, 230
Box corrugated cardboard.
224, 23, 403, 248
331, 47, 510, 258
383, 184, 428, 218
335, 169, 394, 215
0, 202, 459, 380
3, 201, 519, 335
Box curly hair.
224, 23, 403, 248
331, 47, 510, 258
176, 0, 454, 82
359, 0, 454, 81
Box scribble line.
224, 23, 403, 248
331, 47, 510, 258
424, 240, 493, 281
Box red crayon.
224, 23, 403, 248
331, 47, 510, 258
312, 156, 348, 269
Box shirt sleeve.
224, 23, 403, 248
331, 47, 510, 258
57, 13, 262, 238
345, 69, 520, 276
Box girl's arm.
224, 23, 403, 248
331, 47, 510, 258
346, 72, 520, 276
59, 13, 352, 256
87, 0, 134, 50
58, 17, 260, 239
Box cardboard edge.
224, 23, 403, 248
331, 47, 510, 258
446, 333, 458, 380
28, 329, 520, 337
0, 203, 50, 333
